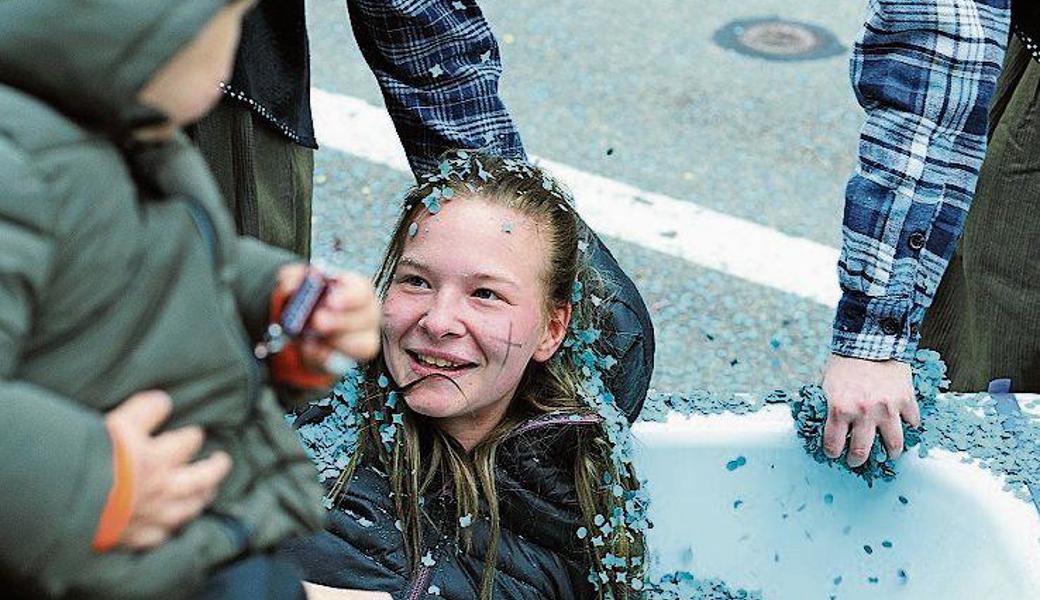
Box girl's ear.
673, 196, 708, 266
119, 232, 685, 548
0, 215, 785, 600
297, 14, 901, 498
533, 302, 572, 362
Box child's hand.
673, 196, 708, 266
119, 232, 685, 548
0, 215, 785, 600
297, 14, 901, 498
102, 390, 232, 551
276, 264, 381, 371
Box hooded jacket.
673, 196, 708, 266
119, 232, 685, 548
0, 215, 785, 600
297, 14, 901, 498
0, 2, 323, 597
284, 408, 602, 600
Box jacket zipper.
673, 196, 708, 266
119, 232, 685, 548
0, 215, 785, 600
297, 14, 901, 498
406, 563, 433, 600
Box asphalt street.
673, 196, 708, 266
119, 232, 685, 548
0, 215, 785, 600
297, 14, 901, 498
305, 0, 870, 397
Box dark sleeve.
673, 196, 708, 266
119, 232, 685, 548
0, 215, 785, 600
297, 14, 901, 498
280, 527, 405, 594
279, 467, 410, 595
345, 0, 526, 176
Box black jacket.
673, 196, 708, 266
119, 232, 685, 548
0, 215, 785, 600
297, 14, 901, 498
283, 415, 603, 600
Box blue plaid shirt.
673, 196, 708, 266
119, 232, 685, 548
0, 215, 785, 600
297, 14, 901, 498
349, 0, 526, 176
833, 0, 1011, 361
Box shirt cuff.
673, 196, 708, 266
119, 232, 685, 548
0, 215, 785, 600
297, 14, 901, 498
831, 292, 923, 362
92, 425, 135, 553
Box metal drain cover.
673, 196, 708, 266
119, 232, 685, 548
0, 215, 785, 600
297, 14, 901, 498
714, 18, 844, 62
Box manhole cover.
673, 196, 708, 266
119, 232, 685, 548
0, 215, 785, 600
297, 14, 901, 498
713, 18, 844, 62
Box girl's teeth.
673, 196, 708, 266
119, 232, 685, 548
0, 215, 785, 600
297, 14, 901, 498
419, 354, 457, 368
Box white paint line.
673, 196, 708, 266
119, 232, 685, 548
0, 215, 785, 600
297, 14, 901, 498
311, 87, 842, 307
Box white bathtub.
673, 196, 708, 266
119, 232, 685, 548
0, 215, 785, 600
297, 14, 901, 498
631, 400, 1040, 599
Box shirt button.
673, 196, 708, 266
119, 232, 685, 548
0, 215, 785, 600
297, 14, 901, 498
880, 318, 901, 336
908, 231, 926, 250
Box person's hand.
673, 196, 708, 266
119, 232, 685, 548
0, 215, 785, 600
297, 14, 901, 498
105, 390, 232, 550
821, 355, 920, 468
303, 582, 392, 600
276, 265, 381, 370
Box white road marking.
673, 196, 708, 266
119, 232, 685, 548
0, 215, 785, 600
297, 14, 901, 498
311, 87, 842, 308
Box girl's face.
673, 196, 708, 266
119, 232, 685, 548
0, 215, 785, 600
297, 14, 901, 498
382, 197, 570, 449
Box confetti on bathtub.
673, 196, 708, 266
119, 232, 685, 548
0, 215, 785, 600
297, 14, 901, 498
648, 571, 764, 599
725, 456, 747, 471
897, 568, 909, 584
823, 493, 834, 505
732, 499, 744, 510
881, 540, 893, 548
421, 551, 436, 567
863, 544, 873, 555
898, 495, 909, 505
832, 575, 842, 585
868, 576, 879, 584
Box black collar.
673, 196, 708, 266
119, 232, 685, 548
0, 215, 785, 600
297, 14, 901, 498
1013, 1, 1040, 63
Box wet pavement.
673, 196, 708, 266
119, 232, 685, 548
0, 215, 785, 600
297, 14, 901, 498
305, 0, 869, 397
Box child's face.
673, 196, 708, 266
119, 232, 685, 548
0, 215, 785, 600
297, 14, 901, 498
137, 0, 256, 132
382, 197, 569, 448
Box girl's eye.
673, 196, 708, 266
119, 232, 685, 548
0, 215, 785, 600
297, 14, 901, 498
400, 275, 429, 288
473, 288, 501, 301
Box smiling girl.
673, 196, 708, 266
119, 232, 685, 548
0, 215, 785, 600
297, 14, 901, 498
288, 152, 650, 600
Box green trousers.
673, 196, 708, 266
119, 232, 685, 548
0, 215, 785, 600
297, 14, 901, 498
920, 35, 1040, 392
188, 98, 314, 259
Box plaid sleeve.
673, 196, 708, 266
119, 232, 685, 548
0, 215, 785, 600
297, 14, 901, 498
832, 0, 1010, 362
346, 0, 526, 177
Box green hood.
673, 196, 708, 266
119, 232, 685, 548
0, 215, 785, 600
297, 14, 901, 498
0, 0, 228, 134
